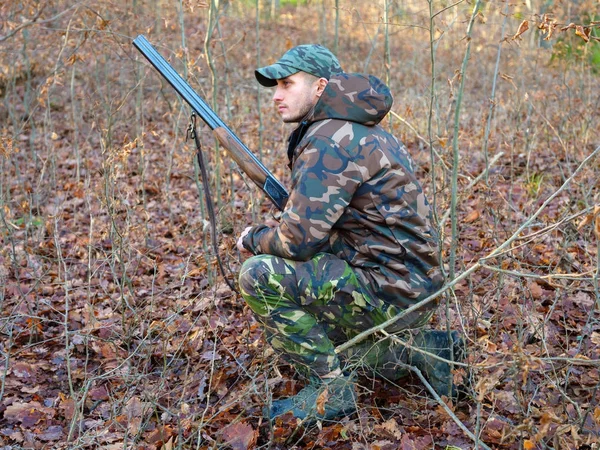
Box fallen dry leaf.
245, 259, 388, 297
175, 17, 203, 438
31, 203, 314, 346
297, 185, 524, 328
221, 422, 257, 450
37, 425, 63, 442
4, 401, 55, 428
374, 418, 403, 440
147, 424, 175, 446
464, 209, 480, 223
316, 387, 329, 416
529, 281, 544, 299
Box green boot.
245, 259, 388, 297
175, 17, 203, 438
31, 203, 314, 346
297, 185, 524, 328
409, 330, 464, 399
339, 338, 410, 381
267, 375, 357, 422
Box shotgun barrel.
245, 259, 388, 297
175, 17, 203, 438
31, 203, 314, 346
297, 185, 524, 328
133, 34, 289, 211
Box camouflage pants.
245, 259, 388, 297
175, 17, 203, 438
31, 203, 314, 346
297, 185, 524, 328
239, 253, 433, 378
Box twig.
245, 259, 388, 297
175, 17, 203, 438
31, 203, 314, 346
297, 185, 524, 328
449, 0, 483, 282
0, 5, 45, 43
427, 0, 440, 231
0, 4, 81, 43
439, 151, 504, 228
410, 366, 492, 450
389, 110, 448, 171
0, 326, 12, 403
431, 0, 466, 20
528, 99, 568, 157
380, 329, 470, 367
538, 357, 600, 366
335, 266, 475, 354
515, 205, 595, 241
481, 263, 595, 282
481, 1, 509, 185
335, 145, 600, 354
480, 145, 600, 262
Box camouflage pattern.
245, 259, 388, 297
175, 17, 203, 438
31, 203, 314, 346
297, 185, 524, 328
240, 71, 443, 378
255, 44, 344, 87
239, 253, 433, 377
243, 72, 444, 308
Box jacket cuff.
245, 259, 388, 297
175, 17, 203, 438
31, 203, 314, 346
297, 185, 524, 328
242, 225, 270, 255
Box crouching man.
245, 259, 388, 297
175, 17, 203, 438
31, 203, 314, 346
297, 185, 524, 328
237, 44, 462, 422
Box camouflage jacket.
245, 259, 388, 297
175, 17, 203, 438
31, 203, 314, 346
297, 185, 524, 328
243, 73, 444, 308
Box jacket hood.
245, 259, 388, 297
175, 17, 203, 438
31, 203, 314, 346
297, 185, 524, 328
310, 73, 393, 125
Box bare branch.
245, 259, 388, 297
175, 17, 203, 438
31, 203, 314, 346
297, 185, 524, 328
0, 5, 78, 43
336, 145, 600, 354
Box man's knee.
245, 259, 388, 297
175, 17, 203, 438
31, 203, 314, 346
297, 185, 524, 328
239, 254, 295, 317
239, 254, 273, 289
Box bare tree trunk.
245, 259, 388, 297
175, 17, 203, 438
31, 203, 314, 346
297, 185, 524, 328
334, 0, 339, 54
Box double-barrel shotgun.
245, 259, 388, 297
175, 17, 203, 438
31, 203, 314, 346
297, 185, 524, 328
133, 34, 289, 211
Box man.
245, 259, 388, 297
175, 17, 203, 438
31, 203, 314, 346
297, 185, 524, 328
236, 44, 461, 422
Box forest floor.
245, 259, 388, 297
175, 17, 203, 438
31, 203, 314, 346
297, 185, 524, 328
1, 1, 599, 449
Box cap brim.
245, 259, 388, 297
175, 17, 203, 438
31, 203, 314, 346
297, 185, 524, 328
255, 63, 299, 87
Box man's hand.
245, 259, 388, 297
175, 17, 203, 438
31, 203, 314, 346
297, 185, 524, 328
237, 226, 253, 255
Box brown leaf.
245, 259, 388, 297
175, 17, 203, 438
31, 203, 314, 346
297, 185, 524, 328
37, 425, 63, 442
575, 25, 590, 42
463, 209, 480, 223
59, 393, 76, 421
4, 401, 54, 428
512, 20, 529, 40
529, 281, 544, 299
89, 384, 109, 401
577, 204, 600, 231
545, 22, 558, 40
371, 440, 398, 450
0, 428, 24, 443
97, 18, 111, 30
578, 214, 593, 230
147, 424, 175, 446
375, 418, 403, 440
163, 437, 174, 450
221, 422, 257, 450
126, 396, 146, 419
12, 361, 37, 379
316, 387, 329, 416
100, 343, 117, 359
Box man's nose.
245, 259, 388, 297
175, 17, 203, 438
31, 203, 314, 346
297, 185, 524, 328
273, 87, 283, 103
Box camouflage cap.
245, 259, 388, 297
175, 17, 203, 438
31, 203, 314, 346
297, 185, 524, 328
255, 44, 343, 87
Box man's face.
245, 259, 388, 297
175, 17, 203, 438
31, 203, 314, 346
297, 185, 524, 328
272, 72, 323, 123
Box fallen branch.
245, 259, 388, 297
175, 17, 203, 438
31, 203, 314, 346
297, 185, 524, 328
335, 145, 600, 354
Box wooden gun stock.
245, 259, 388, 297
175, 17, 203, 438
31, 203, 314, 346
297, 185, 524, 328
133, 34, 289, 211
213, 128, 267, 187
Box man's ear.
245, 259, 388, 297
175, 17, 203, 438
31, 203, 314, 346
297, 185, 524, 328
315, 77, 328, 97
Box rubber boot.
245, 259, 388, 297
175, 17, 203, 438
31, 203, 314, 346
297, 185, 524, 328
409, 330, 464, 399
339, 338, 410, 381
267, 375, 357, 422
